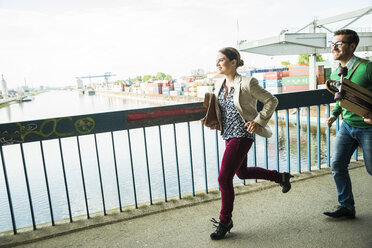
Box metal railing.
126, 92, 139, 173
0, 89, 357, 235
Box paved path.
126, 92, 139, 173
3, 162, 372, 248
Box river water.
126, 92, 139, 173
0, 90, 336, 233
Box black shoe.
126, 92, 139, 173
323, 206, 356, 218
280, 172, 294, 193
210, 218, 233, 240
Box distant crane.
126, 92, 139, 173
75, 72, 116, 89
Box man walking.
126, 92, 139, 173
324, 29, 372, 218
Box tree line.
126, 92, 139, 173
281, 54, 325, 66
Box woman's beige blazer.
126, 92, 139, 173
214, 74, 278, 138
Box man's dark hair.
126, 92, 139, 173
334, 29, 359, 49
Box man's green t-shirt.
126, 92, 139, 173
331, 57, 372, 128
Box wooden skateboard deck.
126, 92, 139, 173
326, 78, 372, 117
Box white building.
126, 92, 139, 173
1, 75, 8, 99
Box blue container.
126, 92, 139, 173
250, 67, 288, 75
265, 79, 282, 87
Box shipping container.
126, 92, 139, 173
282, 76, 309, 85
282, 85, 309, 93
282, 70, 290, 77
289, 66, 309, 77
265, 79, 282, 87
250, 67, 288, 74
170, 90, 180, 96
317, 75, 325, 85
317, 65, 324, 76
289, 65, 325, 77
264, 71, 283, 80
189, 86, 197, 92
162, 86, 170, 92
174, 82, 186, 88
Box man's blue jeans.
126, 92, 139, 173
331, 121, 372, 210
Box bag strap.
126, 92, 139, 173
348, 60, 367, 81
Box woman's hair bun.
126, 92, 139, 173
238, 59, 244, 67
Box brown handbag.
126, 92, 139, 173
201, 92, 221, 130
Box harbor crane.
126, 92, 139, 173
75, 72, 116, 89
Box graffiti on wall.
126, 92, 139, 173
0, 117, 95, 145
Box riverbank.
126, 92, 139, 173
0, 102, 10, 109
0, 92, 42, 107
0, 97, 19, 106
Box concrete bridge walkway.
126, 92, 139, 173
2, 162, 372, 248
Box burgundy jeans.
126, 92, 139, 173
219, 137, 282, 224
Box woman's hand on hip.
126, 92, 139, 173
245, 121, 259, 134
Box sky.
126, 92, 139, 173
0, 0, 372, 88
